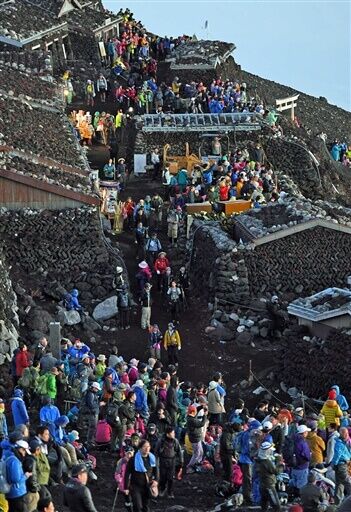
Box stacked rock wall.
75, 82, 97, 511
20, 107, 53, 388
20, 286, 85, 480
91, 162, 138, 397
244, 226, 351, 297
0, 207, 118, 302
0, 247, 19, 363
189, 221, 250, 306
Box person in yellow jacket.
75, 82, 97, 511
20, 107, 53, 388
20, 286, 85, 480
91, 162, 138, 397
163, 323, 181, 367
306, 424, 326, 464
320, 389, 343, 428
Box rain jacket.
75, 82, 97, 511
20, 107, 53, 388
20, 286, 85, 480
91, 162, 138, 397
294, 434, 311, 470
332, 437, 351, 466
2, 444, 27, 499
11, 396, 29, 426
331, 385, 349, 411
321, 399, 342, 427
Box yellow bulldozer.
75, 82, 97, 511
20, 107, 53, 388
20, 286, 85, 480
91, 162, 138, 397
163, 143, 206, 175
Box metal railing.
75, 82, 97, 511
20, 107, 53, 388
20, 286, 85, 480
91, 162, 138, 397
141, 112, 263, 132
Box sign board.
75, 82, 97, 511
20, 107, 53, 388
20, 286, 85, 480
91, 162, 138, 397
134, 154, 147, 174
99, 41, 106, 58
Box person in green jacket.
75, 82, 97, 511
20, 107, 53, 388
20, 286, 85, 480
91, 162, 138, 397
46, 367, 58, 401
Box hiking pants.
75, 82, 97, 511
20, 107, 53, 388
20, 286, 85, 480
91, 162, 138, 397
167, 345, 178, 366
7, 496, 26, 512
335, 463, 351, 504
141, 307, 151, 329
221, 452, 232, 481
159, 458, 175, 493
240, 462, 253, 503
260, 486, 281, 512
187, 441, 203, 469
131, 484, 150, 512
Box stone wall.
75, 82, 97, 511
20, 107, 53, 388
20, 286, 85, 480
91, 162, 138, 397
188, 221, 250, 305
244, 226, 351, 297
0, 247, 19, 363
0, 207, 120, 303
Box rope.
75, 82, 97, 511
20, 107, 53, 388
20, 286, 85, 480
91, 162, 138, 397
249, 368, 321, 415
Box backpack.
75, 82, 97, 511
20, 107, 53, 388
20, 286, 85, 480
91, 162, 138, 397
282, 435, 297, 467
0, 458, 11, 494
36, 374, 48, 396
106, 403, 121, 427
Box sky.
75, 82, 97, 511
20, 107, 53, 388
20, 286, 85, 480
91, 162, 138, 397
104, 0, 351, 112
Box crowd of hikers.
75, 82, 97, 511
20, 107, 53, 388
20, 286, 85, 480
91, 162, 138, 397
2, 336, 351, 512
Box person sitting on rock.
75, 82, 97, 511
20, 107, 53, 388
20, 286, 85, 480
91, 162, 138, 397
64, 289, 82, 311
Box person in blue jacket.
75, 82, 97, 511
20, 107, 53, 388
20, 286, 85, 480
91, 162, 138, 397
132, 380, 149, 420
65, 289, 82, 311
39, 397, 60, 437
331, 385, 349, 411
236, 419, 262, 505
3, 438, 30, 509
67, 339, 90, 361
331, 142, 341, 161
11, 389, 29, 427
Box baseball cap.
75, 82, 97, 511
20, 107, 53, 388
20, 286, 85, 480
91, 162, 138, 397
262, 421, 273, 430
71, 463, 88, 477
297, 425, 311, 434
15, 440, 30, 453
91, 381, 101, 391
29, 439, 42, 452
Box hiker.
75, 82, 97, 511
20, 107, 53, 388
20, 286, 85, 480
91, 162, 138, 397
156, 425, 183, 499
3, 439, 31, 512
11, 389, 29, 427
207, 380, 225, 426
124, 440, 158, 512
321, 389, 343, 428
163, 323, 181, 367
145, 233, 162, 267
332, 426, 351, 504
291, 425, 312, 493
154, 252, 170, 291
186, 404, 208, 473
78, 382, 104, 447
118, 284, 132, 329
167, 207, 181, 246
167, 281, 182, 322
63, 464, 98, 512
140, 283, 153, 330
256, 441, 282, 512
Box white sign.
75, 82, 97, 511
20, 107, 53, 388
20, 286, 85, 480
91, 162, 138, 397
134, 154, 147, 174
99, 41, 106, 58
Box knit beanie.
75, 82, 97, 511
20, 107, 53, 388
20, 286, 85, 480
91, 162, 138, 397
328, 389, 337, 400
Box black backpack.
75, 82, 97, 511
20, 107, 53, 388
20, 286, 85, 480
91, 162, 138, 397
106, 402, 121, 427
282, 435, 297, 467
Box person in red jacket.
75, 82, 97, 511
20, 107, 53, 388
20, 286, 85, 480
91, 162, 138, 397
154, 252, 170, 291
15, 343, 31, 380
219, 180, 230, 201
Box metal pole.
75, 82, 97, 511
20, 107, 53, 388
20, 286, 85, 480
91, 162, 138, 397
112, 487, 119, 512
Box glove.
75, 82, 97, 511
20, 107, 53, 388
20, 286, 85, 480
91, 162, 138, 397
178, 346, 181, 350
156, 270, 160, 275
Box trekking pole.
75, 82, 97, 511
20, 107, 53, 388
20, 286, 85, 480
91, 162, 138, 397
112, 486, 119, 512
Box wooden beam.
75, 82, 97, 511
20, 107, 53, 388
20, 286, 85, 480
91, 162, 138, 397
0, 169, 100, 206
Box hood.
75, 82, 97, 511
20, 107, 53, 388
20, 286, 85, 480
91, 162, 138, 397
249, 420, 262, 431
71, 289, 79, 297
325, 400, 337, 407
307, 431, 316, 439
257, 447, 273, 460
331, 385, 340, 395
55, 415, 69, 426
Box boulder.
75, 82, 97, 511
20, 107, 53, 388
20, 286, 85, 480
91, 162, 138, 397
259, 327, 269, 338
236, 331, 254, 345
93, 296, 118, 322
26, 308, 54, 333
207, 324, 235, 342
82, 315, 101, 332
43, 281, 67, 300
229, 312, 239, 322
57, 307, 81, 326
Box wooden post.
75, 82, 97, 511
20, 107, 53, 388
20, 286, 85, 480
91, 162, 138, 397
49, 322, 61, 360
248, 359, 253, 384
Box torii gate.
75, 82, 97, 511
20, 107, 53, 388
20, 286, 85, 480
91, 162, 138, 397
276, 93, 300, 121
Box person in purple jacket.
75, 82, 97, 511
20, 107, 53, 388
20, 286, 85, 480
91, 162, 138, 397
291, 424, 312, 493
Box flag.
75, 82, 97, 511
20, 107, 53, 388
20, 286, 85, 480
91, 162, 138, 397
204, 20, 208, 29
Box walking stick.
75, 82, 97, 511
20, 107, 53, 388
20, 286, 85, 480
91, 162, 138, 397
112, 486, 119, 512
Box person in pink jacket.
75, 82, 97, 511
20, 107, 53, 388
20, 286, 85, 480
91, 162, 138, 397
95, 418, 112, 444
114, 447, 134, 509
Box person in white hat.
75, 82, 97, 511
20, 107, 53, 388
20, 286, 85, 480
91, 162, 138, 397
2, 439, 31, 511
207, 380, 225, 425
256, 441, 282, 512
290, 425, 312, 493
78, 381, 104, 447
95, 355, 106, 379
